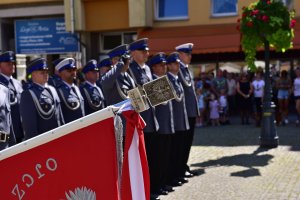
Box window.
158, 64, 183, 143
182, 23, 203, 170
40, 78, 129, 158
155, 0, 188, 20
100, 32, 137, 52
211, 0, 237, 17
102, 35, 122, 51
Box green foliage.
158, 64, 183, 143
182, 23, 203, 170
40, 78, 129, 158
238, 0, 296, 71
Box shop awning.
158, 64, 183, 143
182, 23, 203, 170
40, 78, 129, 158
138, 22, 300, 55
138, 24, 241, 54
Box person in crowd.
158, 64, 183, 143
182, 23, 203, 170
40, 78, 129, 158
219, 89, 228, 125
80, 59, 106, 115
252, 71, 265, 127
226, 72, 237, 115
236, 73, 253, 125
199, 72, 212, 126
211, 69, 228, 97
203, 82, 212, 126
20, 58, 64, 139
270, 66, 280, 126
196, 88, 205, 127
166, 52, 190, 189
100, 44, 135, 106
293, 67, 300, 126
55, 58, 85, 123
209, 93, 220, 126
176, 43, 199, 178
128, 38, 160, 200
195, 72, 203, 90
276, 70, 292, 125
148, 52, 175, 197
0, 51, 24, 144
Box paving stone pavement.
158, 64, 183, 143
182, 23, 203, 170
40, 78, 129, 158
160, 117, 300, 200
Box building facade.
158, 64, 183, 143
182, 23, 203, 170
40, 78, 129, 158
0, 0, 299, 78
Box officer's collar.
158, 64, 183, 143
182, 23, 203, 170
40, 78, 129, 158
32, 82, 47, 89
62, 81, 75, 88
168, 72, 178, 80
85, 80, 96, 87
139, 63, 146, 69
0, 73, 12, 81
180, 61, 188, 68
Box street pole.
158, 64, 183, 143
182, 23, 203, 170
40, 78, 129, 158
260, 39, 279, 148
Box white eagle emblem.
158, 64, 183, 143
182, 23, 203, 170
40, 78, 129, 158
65, 187, 96, 200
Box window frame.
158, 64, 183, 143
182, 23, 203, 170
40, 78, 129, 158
99, 32, 137, 53
154, 0, 189, 21
211, 0, 238, 18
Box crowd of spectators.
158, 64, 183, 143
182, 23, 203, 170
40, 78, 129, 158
194, 66, 300, 128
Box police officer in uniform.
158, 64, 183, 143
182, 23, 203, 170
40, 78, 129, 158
0, 51, 24, 143
55, 58, 85, 123
101, 44, 135, 106
98, 56, 112, 78
80, 59, 106, 115
166, 52, 190, 186
128, 38, 159, 132
20, 58, 65, 140
48, 58, 63, 88
176, 43, 199, 177
149, 52, 175, 195
0, 83, 16, 150
128, 38, 160, 200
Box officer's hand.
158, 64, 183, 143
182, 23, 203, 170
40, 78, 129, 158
121, 54, 130, 65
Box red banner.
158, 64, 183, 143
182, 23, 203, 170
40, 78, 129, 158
121, 110, 150, 200
0, 117, 119, 200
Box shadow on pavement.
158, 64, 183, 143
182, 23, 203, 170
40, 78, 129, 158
193, 119, 300, 151
191, 147, 273, 178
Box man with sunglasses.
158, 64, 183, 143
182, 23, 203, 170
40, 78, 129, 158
20, 58, 64, 139
0, 51, 24, 144
55, 58, 85, 123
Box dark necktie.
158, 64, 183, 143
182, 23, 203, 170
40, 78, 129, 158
9, 79, 16, 90
71, 86, 78, 97
176, 79, 182, 94
44, 87, 53, 97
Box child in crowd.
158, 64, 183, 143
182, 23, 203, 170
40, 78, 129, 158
196, 88, 205, 127
219, 89, 228, 125
209, 93, 220, 126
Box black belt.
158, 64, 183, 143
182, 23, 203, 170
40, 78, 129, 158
0, 131, 9, 142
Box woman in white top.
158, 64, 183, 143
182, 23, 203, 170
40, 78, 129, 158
252, 71, 265, 127
293, 67, 300, 126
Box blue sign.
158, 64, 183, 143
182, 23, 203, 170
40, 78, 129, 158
15, 18, 80, 54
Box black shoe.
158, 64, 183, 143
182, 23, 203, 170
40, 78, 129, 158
154, 189, 168, 195
159, 189, 168, 195
162, 185, 175, 192
169, 180, 182, 187
187, 169, 200, 176
150, 193, 160, 200
184, 171, 194, 178
178, 177, 189, 184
